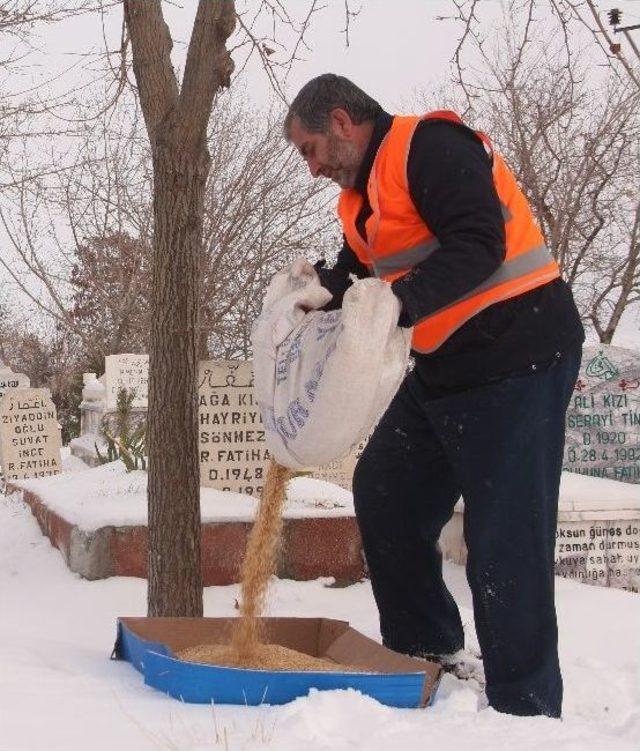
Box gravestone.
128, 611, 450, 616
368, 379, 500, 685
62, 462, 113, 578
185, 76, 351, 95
198, 360, 366, 494
554, 518, 640, 590
198, 360, 269, 495
103, 354, 149, 410
0, 388, 62, 481
79, 373, 107, 436
313, 439, 368, 491
0, 363, 30, 400
69, 373, 109, 468
564, 345, 640, 484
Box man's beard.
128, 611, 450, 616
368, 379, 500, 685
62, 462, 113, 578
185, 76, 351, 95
325, 132, 361, 189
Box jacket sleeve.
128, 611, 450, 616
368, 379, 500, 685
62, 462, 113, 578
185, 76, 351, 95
391, 120, 506, 327
316, 236, 371, 312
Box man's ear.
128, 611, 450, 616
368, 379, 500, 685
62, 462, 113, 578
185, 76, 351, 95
329, 108, 355, 137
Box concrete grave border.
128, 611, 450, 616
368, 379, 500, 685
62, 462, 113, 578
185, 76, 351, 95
12, 485, 365, 584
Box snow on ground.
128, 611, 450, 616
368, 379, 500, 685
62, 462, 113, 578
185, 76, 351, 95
1, 484, 639, 751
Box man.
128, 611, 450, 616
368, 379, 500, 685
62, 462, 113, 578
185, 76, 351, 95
284, 74, 584, 718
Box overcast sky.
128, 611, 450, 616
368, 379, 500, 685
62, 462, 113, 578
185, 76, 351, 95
25, 0, 466, 111
27, 0, 640, 113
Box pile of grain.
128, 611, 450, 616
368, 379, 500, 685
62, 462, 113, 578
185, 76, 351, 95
177, 643, 358, 672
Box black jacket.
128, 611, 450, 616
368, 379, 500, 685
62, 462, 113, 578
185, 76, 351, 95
317, 111, 584, 397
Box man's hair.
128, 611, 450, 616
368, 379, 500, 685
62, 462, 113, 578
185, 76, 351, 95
284, 74, 382, 139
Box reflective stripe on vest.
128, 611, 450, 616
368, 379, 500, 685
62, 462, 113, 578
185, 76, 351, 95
412, 251, 560, 353
375, 205, 514, 276
373, 238, 440, 276
418, 244, 554, 319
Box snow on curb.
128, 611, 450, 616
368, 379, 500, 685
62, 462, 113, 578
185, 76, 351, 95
12, 460, 355, 532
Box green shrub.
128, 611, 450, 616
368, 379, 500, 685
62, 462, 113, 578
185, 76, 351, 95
95, 387, 147, 471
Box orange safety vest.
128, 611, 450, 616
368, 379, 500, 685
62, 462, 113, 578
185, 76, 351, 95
337, 111, 560, 354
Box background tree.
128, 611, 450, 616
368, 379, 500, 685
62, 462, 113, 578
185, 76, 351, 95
476, 53, 638, 343
1, 92, 336, 365
0, 312, 82, 442
427, 8, 640, 343
0, 1, 102, 187
449, 0, 640, 100
69, 233, 152, 365
0, 0, 350, 616
200, 96, 336, 358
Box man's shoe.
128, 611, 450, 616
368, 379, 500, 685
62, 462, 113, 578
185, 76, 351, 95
416, 648, 486, 688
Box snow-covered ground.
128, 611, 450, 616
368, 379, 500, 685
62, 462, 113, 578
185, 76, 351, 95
1, 478, 639, 750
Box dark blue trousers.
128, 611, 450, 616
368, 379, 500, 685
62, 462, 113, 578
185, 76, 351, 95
353, 346, 581, 717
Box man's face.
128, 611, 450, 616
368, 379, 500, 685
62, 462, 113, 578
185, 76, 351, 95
289, 111, 363, 190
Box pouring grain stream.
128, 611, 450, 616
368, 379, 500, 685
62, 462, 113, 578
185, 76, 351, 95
231, 460, 292, 660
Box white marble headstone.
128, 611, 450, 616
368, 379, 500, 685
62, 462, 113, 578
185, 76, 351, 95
313, 439, 368, 491
103, 354, 149, 410
198, 361, 270, 495
0, 388, 62, 481
564, 345, 640, 484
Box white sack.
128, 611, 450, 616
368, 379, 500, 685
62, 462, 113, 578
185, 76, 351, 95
251, 259, 412, 470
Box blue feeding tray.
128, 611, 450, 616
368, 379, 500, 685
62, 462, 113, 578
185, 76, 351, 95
113, 617, 441, 708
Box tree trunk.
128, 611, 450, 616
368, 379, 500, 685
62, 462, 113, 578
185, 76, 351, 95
147, 141, 209, 616
123, 0, 236, 617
